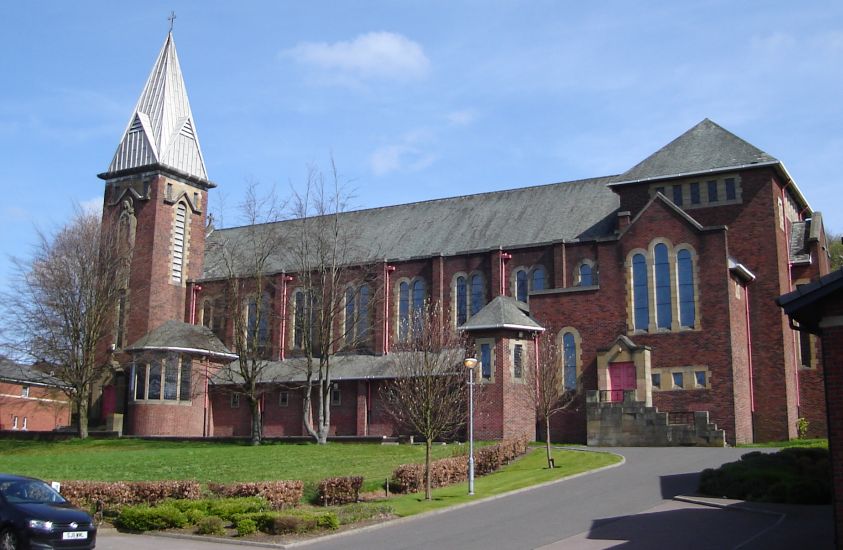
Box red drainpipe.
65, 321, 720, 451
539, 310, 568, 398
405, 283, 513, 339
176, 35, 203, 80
384, 265, 396, 353
534, 333, 540, 404
744, 283, 755, 413
279, 275, 294, 360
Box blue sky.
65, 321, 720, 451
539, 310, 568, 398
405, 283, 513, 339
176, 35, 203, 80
1, 1, 841, 290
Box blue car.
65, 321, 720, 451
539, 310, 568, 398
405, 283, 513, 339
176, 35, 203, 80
0, 474, 96, 549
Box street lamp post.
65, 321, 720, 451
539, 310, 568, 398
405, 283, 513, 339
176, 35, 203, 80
463, 357, 478, 496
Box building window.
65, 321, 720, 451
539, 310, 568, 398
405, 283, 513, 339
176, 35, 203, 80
632, 253, 649, 331
202, 296, 226, 341
654, 244, 672, 329
513, 343, 523, 379
279, 391, 289, 407
11, 416, 18, 430
331, 384, 341, 406
672, 185, 683, 206
455, 276, 467, 325
292, 289, 318, 351
133, 356, 192, 402
672, 372, 684, 389
512, 265, 547, 302
344, 284, 372, 347
398, 278, 426, 342
516, 269, 528, 302
651, 373, 661, 390
21, 417, 27, 431
799, 332, 813, 369
171, 202, 187, 284
246, 292, 271, 356
725, 178, 736, 200
707, 180, 718, 202
21, 386, 29, 398
230, 393, 240, 408
115, 289, 127, 349
577, 261, 595, 286
480, 342, 493, 380
694, 371, 707, 388
470, 274, 485, 315
677, 249, 696, 328
690, 182, 700, 205
562, 332, 577, 390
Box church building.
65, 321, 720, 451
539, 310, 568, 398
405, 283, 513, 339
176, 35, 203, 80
95, 33, 830, 445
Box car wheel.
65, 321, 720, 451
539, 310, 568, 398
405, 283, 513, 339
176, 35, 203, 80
0, 528, 18, 550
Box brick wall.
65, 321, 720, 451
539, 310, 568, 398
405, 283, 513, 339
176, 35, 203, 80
0, 381, 71, 431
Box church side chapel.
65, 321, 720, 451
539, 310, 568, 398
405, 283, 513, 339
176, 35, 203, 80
94, 31, 830, 446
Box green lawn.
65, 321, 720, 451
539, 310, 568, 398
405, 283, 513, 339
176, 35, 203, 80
389, 448, 621, 516
0, 439, 459, 493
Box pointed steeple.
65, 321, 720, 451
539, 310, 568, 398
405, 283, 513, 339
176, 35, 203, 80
104, 33, 209, 185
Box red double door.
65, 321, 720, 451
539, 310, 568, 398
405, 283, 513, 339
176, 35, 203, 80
607, 362, 636, 402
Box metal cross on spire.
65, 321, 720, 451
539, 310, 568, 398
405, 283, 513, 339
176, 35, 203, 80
168, 11, 176, 33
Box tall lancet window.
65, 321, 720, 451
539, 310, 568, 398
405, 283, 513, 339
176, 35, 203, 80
172, 202, 187, 283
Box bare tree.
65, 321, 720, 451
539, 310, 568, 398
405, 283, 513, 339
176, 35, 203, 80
207, 183, 286, 445
380, 303, 468, 500
2, 208, 128, 438
288, 161, 373, 444
523, 330, 580, 468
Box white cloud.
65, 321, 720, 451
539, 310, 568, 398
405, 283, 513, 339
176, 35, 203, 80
79, 197, 103, 216
284, 32, 430, 82
369, 143, 436, 176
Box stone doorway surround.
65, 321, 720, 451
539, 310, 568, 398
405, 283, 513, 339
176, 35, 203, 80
596, 335, 652, 406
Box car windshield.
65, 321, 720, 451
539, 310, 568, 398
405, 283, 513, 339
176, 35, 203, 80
0, 480, 67, 504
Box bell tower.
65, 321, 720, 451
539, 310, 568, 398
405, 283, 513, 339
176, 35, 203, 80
99, 32, 214, 352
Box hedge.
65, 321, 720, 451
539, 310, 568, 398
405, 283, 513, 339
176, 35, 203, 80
232, 510, 339, 535
317, 476, 363, 506
61, 480, 202, 508
207, 481, 303, 509
390, 437, 530, 493
115, 504, 189, 532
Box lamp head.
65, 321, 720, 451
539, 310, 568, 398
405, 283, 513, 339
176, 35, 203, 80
463, 357, 478, 369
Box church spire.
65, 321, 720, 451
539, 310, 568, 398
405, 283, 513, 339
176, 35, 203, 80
104, 32, 209, 185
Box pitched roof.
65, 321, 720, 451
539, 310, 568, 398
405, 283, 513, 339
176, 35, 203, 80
202, 176, 620, 279
459, 295, 544, 332
103, 33, 209, 184
777, 268, 843, 334
125, 320, 237, 360
612, 119, 778, 185
0, 359, 68, 388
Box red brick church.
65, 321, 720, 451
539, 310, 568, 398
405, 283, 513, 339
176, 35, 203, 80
95, 32, 831, 445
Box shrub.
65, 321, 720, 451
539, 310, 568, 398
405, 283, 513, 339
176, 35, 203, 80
334, 503, 394, 525
796, 417, 810, 439
185, 508, 207, 524
235, 518, 257, 537
61, 480, 201, 508
318, 476, 363, 506
390, 437, 530, 493
195, 515, 226, 536
207, 481, 303, 509
167, 496, 269, 521
115, 505, 188, 532
232, 510, 339, 534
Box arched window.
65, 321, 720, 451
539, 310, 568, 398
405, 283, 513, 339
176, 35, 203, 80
579, 263, 593, 286
562, 332, 577, 390
654, 243, 672, 329
531, 267, 545, 292
632, 253, 649, 331
345, 287, 356, 345
455, 276, 467, 325
294, 290, 305, 349
470, 274, 485, 315
516, 269, 528, 302
398, 281, 410, 342
677, 249, 695, 328
344, 284, 372, 346
412, 279, 426, 336
357, 285, 370, 340
292, 289, 318, 351
247, 292, 271, 355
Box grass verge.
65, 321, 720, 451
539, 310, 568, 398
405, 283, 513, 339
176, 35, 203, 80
737, 438, 827, 449
388, 448, 621, 516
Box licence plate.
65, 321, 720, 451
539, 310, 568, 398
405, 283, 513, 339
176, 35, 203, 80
62, 531, 87, 540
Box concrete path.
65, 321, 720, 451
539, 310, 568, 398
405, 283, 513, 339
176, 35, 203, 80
96, 446, 834, 549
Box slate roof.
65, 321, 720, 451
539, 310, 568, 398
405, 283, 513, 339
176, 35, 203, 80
103, 33, 209, 184
211, 350, 461, 385
202, 176, 620, 279
777, 268, 843, 334
459, 296, 545, 332
0, 359, 68, 388
612, 119, 778, 185
126, 320, 237, 360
